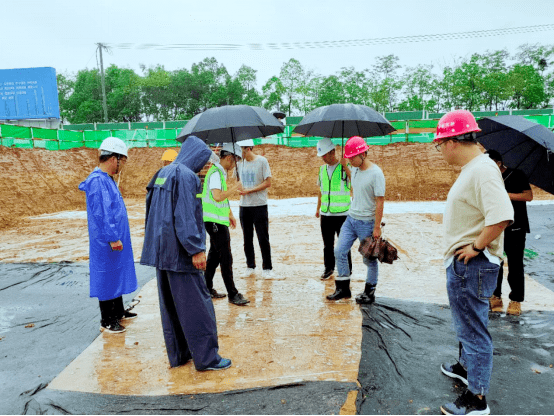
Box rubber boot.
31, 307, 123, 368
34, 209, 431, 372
355, 284, 376, 304
326, 280, 351, 301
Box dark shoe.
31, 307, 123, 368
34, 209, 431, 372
320, 270, 333, 280
210, 289, 227, 299
356, 284, 376, 304
326, 280, 351, 301
441, 390, 489, 415
120, 310, 137, 320
229, 293, 250, 306
441, 362, 468, 386
200, 358, 232, 371
100, 321, 126, 333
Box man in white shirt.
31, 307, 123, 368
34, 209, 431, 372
434, 110, 513, 416
237, 140, 277, 279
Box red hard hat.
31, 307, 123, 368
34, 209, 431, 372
344, 136, 370, 158
434, 110, 481, 142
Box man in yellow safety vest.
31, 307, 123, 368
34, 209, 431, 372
315, 138, 352, 280
202, 142, 250, 306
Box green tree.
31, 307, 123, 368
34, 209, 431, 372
56, 72, 75, 123
279, 58, 306, 116
508, 64, 546, 109
262, 76, 286, 113
372, 55, 402, 112
105, 65, 142, 122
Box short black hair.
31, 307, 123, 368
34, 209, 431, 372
485, 149, 503, 164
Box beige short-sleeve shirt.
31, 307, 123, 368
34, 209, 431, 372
443, 153, 514, 262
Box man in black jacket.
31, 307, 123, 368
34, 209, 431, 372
486, 150, 533, 316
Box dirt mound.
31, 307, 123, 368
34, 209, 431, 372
0, 143, 551, 229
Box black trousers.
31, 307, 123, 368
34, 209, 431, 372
239, 205, 272, 270
99, 296, 125, 325
205, 221, 238, 298
320, 215, 352, 274
493, 229, 526, 302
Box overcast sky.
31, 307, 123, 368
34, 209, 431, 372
3, 0, 553, 86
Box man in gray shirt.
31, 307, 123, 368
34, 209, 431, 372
330, 136, 385, 303
237, 140, 276, 279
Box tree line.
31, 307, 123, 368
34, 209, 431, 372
56, 43, 554, 124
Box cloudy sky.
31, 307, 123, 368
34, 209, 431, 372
3, 0, 553, 85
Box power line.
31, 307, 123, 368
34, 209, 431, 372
104, 24, 554, 51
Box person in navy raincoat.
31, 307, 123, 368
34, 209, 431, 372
79, 137, 138, 334
141, 136, 232, 371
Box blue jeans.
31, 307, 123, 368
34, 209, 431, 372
334, 216, 378, 285
447, 254, 500, 396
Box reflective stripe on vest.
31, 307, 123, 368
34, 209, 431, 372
201, 165, 230, 226
319, 164, 351, 213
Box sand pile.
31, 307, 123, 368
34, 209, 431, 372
1, 143, 551, 229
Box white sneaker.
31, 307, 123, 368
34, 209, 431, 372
262, 269, 284, 280
242, 267, 256, 277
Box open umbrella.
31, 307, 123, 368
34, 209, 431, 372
476, 115, 554, 194
292, 103, 396, 148
176, 105, 284, 144
176, 105, 284, 180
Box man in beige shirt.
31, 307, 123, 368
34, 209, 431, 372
434, 110, 513, 416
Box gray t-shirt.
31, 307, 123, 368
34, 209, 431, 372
349, 164, 385, 221
238, 155, 272, 207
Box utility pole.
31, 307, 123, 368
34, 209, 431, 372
97, 43, 108, 123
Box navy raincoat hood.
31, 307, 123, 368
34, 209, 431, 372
141, 136, 212, 272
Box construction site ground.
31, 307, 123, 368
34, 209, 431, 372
1, 144, 553, 415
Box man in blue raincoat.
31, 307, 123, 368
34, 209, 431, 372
79, 137, 138, 334
141, 136, 232, 371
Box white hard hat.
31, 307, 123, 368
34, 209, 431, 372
316, 138, 335, 157
237, 139, 255, 147
221, 142, 242, 159
100, 137, 128, 157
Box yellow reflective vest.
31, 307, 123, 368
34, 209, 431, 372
319, 164, 351, 214
201, 165, 230, 226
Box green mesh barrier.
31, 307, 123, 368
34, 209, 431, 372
63, 123, 95, 130
84, 130, 111, 141
386, 111, 423, 121
525, 115, 550, 127
12, 138, 34, 149
97, 123, 128, 130
0, 125, 32, 139
409, 120, 438, 129
58, 130, 83, 142
32, 128, 58, 140
428, 112, 446, 119
131, 122, 164, 130
165, 121, 187, 129
391, 121, 405, 130
286, 116, 303, 125
33, 140, 59, 150
513, 109, 553, 116
473, 111, 510, 117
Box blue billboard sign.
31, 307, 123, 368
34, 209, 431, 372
0, 67, 60, 120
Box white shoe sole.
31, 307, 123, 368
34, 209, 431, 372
441, 365, 468, 386
441, 404, 490, 415
100, 326, 126, 333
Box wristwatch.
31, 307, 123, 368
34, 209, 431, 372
471, 243, 484, 253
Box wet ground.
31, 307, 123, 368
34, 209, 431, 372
1, 204, 554, 414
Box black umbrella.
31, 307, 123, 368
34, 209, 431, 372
292, 103, 396, 146
476, 115, 554, 194
176, 105, 284, 144
176, 105, 284, 181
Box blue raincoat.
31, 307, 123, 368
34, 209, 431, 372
79, 168, 138, 301
141, 136, 212, 271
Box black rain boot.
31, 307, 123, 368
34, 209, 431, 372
355, 284, 376, 304
326, 280, 351, 301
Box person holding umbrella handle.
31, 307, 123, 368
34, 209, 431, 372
315, 138, 353, 281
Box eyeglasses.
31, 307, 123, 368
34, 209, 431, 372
435, 139, 450, 152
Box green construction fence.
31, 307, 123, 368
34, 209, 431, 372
2, 114, 553, 150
